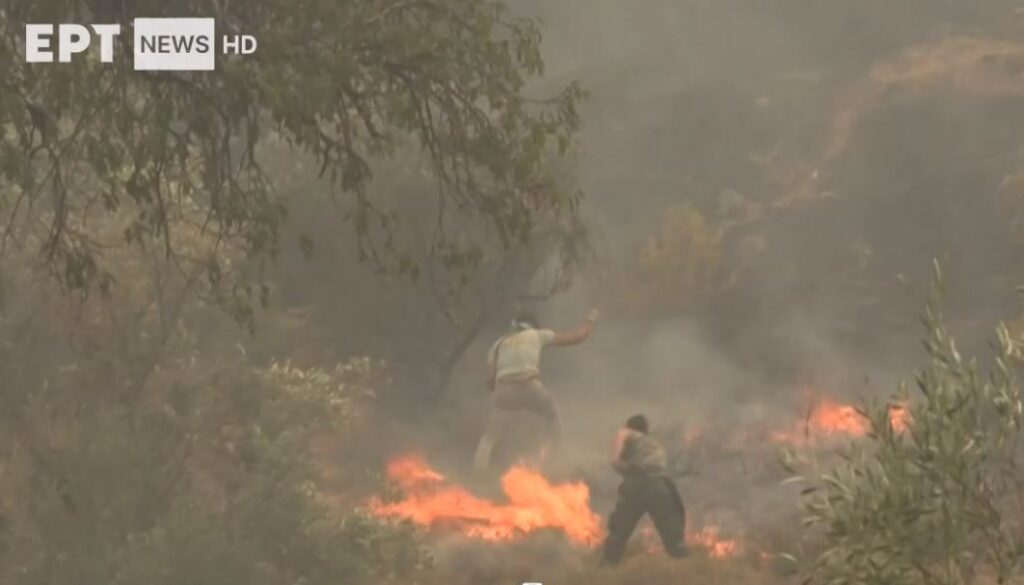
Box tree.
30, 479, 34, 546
0, 1, 583, 582
618, 204, 723, 315
262, 145, 591, 407
0, 0, 583, 308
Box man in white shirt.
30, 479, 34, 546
472, 309, 598, 472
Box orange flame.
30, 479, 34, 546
636, 521, 743, 559
810, 399, 866, 435
386, 455, 445, 486
889, 403, 910, 433
772, 394, 910, 444
369, 455, 602, 546
690, 525, 740, 558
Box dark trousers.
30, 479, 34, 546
602, 476, 686, 565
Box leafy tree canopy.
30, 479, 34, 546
0, 0, 583, 302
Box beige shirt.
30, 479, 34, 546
488, 328, 556, 382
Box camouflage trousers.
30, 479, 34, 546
473, 377, 561, 472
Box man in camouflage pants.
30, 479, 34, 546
602, 414, 687, 565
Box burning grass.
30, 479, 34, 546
364, 387, 901, 583
690, 525, 741, 559
369, 454, 762, 562
368, 454, 603, 546
768, 391, 909, 445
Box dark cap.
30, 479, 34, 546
626, 414, 649, 434
512, 313, 539, 330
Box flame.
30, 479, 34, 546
690, 525, 740, 558
369, 455, 602, 546
772, 394, 911, 444
637, 521, 743, 559
889, 402, 910, 433
386, 455, 445, 486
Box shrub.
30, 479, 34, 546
1, 356, 427, 585
795, 263, 1024, 585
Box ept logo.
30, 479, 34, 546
24, 18, 256, 71
25, 23, 120, 63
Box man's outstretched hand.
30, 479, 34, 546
551, 309, 599, 346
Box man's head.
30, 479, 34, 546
511, 313, 539, 331
625, 414, 649, 434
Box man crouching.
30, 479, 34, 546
602, 414, 687, 565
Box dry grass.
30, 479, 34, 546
402, 534, 798, 585
410, 554, 792, 585
569, 553, 791, 585
825, 36, 1024, 162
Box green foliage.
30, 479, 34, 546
255, 357, 385, 429
0, 352, 425, 585
633, 204, 723, 309
796, 263, 1024, 585
0, 0, 583, 305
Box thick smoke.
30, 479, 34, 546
315, 2, 1024, 579
403, 1, 1024, 571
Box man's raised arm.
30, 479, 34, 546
551, 309, 599, 346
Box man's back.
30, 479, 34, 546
614, 429, 668, 478
489, 328, 556, 382
474, 311, 596, 472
